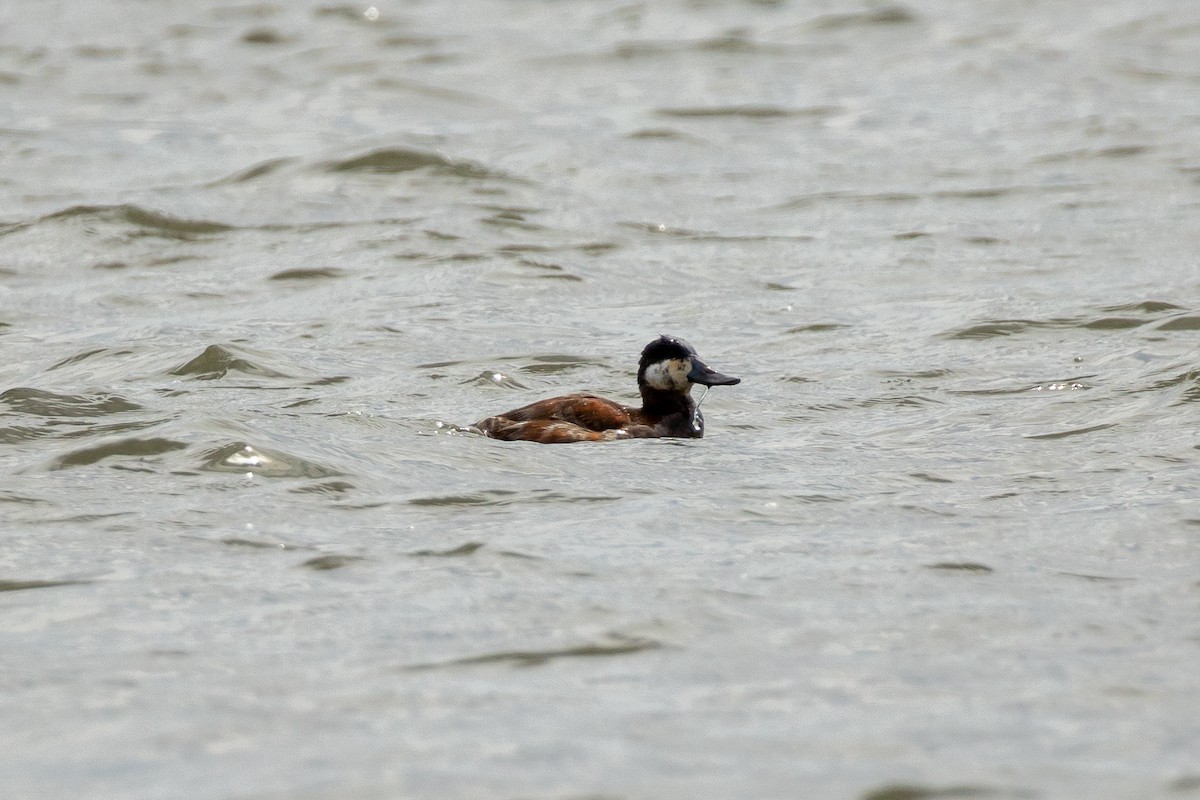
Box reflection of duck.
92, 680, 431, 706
474, 335, 740, 443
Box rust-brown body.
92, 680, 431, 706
474, 389, 700, 443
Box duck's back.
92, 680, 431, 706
475, 393, 652, 443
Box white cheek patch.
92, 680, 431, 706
645, 358, 692, 391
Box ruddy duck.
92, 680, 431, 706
474, 335, 740, 443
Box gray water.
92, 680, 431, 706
3, 1, 1199, 798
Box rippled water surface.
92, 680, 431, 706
3, 1, 1200, 798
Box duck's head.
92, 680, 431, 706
637, 334, 741, 393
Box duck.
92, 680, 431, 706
473, 335, 740, 443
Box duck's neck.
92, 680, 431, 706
639, 384, 694, 417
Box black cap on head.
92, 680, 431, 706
639, 334, 695, 371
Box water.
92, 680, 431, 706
3, 1, 1199, 797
